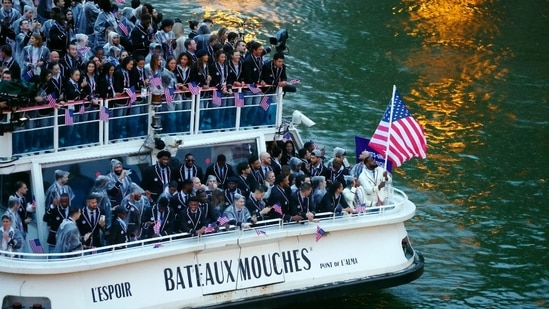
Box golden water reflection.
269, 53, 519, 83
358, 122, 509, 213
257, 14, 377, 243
391, 0, 512, 200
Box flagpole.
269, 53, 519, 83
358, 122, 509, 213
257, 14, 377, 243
383, 85, 397, 171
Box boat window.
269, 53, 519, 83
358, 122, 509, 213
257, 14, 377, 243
0, 171, 32, 213
41, 155, 150, 208
174, 140, 258, 171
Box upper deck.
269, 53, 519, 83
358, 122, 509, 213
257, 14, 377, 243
0, 85, 292, 174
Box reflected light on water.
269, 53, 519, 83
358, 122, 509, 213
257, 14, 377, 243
188, 0, 291, 42
390, 0, 511, 198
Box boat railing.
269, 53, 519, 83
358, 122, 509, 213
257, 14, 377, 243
0, 86, 283, 158
0, 190, 409, 262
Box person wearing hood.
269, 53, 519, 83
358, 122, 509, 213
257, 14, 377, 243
144, 42, 162, 66
90, 175, 113, 231
4, 196, 24, 238
120, 184, 151, 240
103, 31, 125, 55
288, 157, 305, 179
93, 0, 117, 48
1, 215, 25, 255
107, 158, 134, 207
327, 147, 351, 171
224, 193, 255, 229
193, 21, 211, 51
155, 18, 176, 60
53, 207, 84, 254
45, 169, 75, 211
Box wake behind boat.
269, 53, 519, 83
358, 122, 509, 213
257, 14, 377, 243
1, 83, 423, 308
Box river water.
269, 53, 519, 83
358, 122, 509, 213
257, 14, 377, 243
156, 0, 548, 307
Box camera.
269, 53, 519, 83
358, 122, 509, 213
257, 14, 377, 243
269, 29, 289, 53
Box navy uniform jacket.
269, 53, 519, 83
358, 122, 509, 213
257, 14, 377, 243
260, 61, 287, 94
290, 191, 314, 217
169, 191, 191, 214
205, 163, 235, 188
77, 207, 104, 248
108, 217, 128, 247
319, 192, 351, 213
209, 61, 230, 91
175, 207, 207, 236
176, 164, 204, 184
43, 205, 70, 245
242, 53, 263, 85
141, 164, 174, 202
267, 185, 291, 221
141, 206, 175, 238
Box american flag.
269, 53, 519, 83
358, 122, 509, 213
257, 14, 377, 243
78, 104, 86, 115
64, 108, 74, 126
282, 132, 292, 142
29, 238, 45, 253
310, 140, 318, 149
99, 106, 110, 122
212, 90, 222, 106
153, 243, 163, 248
153, 220, 161, 235
204, 223, 217, 234
248, 84, 262, 94
23, 69, 33, 81
125, 86, 136, 106
368, 87, 427, 167
272, 204, 283, 215
46, 93, 57, 108
255, 229, 267, 236
118, 21, 128, 36
188, 82, 201, 95
315, 226, 328, 242
354, 204, 367, 214
259, 95, 271, 111
150, 76, 162, 88
234, 92, 244, 107
115, 0, 125, 3
217, 216, 229, 225
164, 87, 174, 107
289, 79, 301, 84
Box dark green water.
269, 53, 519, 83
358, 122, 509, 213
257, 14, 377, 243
158, 0, 548, 307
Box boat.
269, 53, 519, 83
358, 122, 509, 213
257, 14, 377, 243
0, 86, 424, 308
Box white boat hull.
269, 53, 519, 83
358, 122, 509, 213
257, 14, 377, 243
1, 193, 423, 309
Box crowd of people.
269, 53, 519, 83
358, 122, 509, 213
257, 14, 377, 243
1, 139, 393, 256
0, 0, 294, 144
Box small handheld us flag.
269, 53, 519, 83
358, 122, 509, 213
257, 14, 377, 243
125, 86, 136, 107
118, 21, 129, 36
315, 226, 328, 242
260, 95, 271, 111
46, 93, 57, 108
212, 90, 222, 106
234, 92, 244, 107
164, 87, 174, 107
217, 215, 229, 225
272, 204, 283, 215
248, 84, 262, 94
64, 108, 74, 126
188, 82, 201, 95
99, 106, 110, 122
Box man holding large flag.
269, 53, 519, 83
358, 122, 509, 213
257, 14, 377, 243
368, 86, 427, 167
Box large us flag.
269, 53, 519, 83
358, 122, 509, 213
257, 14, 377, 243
369, 87, 427, 167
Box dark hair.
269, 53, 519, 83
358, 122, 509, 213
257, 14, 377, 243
227, 32, 238, 43
237, 161, 249, 173
271, 147, 282, 158
1, 44, 12, 57
177, 52, 193, 68
69, 207, 81, 217
120, 56, 133, 70
328, 181, 343, 194
273, 52, 285, 61
15, 181, 26, 191
300, 182, 312, 192
275, 174, 287, 185
188, 20, 199, 30
248, 154, 258, 165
